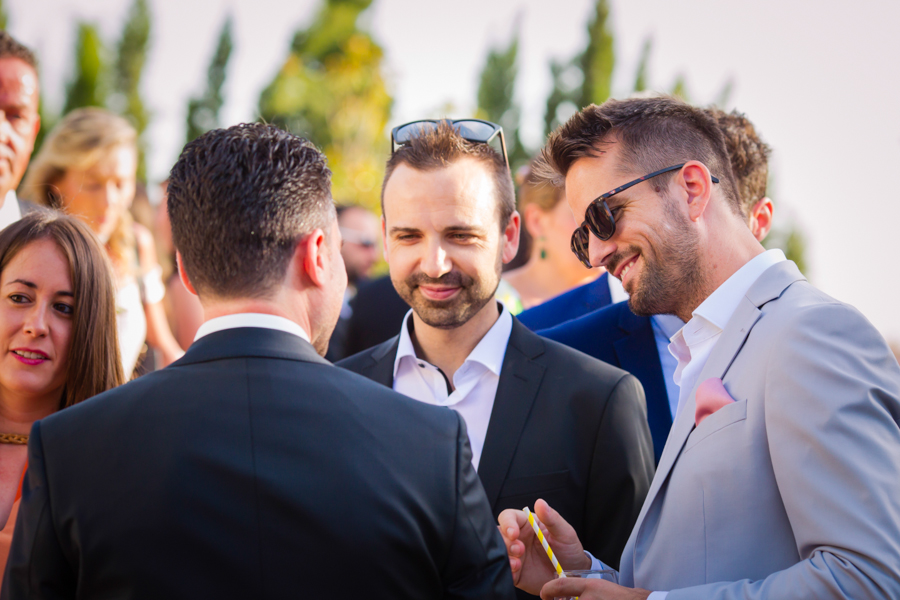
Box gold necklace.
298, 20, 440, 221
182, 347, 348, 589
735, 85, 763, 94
0, 433, 28, 445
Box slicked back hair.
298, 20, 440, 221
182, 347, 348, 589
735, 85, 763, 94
167, 123, 334, 300
0, 31, 38, 72
382, 122, 515, 229
543, 96, 743, 216
707, 107, 771, 215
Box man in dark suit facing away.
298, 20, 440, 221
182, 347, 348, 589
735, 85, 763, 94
3, 123, 515, 600
338, 120, 655, 592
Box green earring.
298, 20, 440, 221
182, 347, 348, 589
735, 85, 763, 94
539, 236, 547, 260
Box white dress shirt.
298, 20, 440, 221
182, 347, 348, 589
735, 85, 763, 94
0, 191, 22, 231
194, 313, 311, 343
668, 249, 786, 420
392, 305, 513, 471
589, 249, 787, 599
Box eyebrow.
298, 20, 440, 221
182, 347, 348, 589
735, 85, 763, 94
7, 279, 74, 298
389, 225, 485, 235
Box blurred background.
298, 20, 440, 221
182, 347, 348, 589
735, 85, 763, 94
7, 0, 900, 350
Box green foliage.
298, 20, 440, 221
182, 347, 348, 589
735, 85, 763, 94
633, 37, 652, 93
670, 73, 690, 102
63, 22, 109, 115
543, 0, 614, 136
763, 224, 808, 276
259, 0, 392, 213
476, 28, 529, 169
186, 17, 233, 144
0, 0, 8, 30
111, 0, 151, 181
578, 0, 614, 107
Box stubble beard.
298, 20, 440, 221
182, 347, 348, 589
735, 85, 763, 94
622, 199, 707, 319
394, 255, 502, 330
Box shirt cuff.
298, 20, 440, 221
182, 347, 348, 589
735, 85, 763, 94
585, 551, 666, 599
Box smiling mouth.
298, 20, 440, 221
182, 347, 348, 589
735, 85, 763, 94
11, 349, 49, 365
418, 286, 460, 301
616, 255, 639, 282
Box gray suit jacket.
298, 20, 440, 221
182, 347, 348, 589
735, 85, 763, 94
618, 260, 900, 599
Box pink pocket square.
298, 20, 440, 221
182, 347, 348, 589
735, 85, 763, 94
694, 378, 736, 426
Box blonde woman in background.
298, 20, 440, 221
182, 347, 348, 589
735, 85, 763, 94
21, 108, 183, 377
499, 159, 600, 312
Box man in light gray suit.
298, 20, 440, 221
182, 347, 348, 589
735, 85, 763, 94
499, 96, 900, 600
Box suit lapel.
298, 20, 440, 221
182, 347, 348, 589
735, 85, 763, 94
630, 261, 806, 553
363, 336, 400, 387
478, 319, 546, 510
613, 308, 671, 462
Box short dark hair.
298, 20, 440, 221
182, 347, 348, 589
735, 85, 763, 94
0, 31, 38, 72
707, 107, 770, 214
167, 122, 334, 299
382, 122, 515, 228
543, 96, 742, 216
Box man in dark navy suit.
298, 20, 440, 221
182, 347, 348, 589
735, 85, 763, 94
540, 108, 775, 462
3, 124, 514, 600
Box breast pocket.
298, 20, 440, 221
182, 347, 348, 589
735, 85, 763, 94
683, 399, 748, 454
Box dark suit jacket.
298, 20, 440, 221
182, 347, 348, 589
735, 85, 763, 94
517, 273, 612, 331
338, 317, 655, 571
539, 302, 673, 464
2, 327, 514, 600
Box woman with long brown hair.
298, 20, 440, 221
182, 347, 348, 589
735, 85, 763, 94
21, 107, 183, 377
0, 210, 125, 576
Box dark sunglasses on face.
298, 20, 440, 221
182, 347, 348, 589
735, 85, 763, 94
570, 163, 720, 268
390, 118, 509, 169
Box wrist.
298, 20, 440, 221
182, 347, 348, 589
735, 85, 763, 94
578, 550, 592, 570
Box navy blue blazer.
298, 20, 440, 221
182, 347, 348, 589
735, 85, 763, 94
517, 273, 612, 331
539, 302, 673, 464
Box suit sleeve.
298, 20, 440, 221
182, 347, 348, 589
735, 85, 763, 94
668, 303, 900, 600
1, 421, 76, 600
441, 413, 516, 600
584, 373, 655, 569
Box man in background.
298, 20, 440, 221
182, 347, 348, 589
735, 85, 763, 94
325, 203, 380, 361
0, 31, 41, 229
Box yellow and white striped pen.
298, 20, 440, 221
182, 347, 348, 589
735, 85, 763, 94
524, 506, 565, 578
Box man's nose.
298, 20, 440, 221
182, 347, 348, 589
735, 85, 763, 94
589, 234, 617, 269
420, 241, 452, 279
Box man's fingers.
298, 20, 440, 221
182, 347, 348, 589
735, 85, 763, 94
540, 577, 589, 600
498, 508, 526, 541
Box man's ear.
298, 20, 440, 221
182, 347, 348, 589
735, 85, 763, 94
501, 211, 521, 265
176, 251, 198, 296
678, 161, 714, 222
747, 197, 774, 242
299, 228, 328, 288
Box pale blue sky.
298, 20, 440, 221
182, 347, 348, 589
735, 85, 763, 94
11, 0, 900, 342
